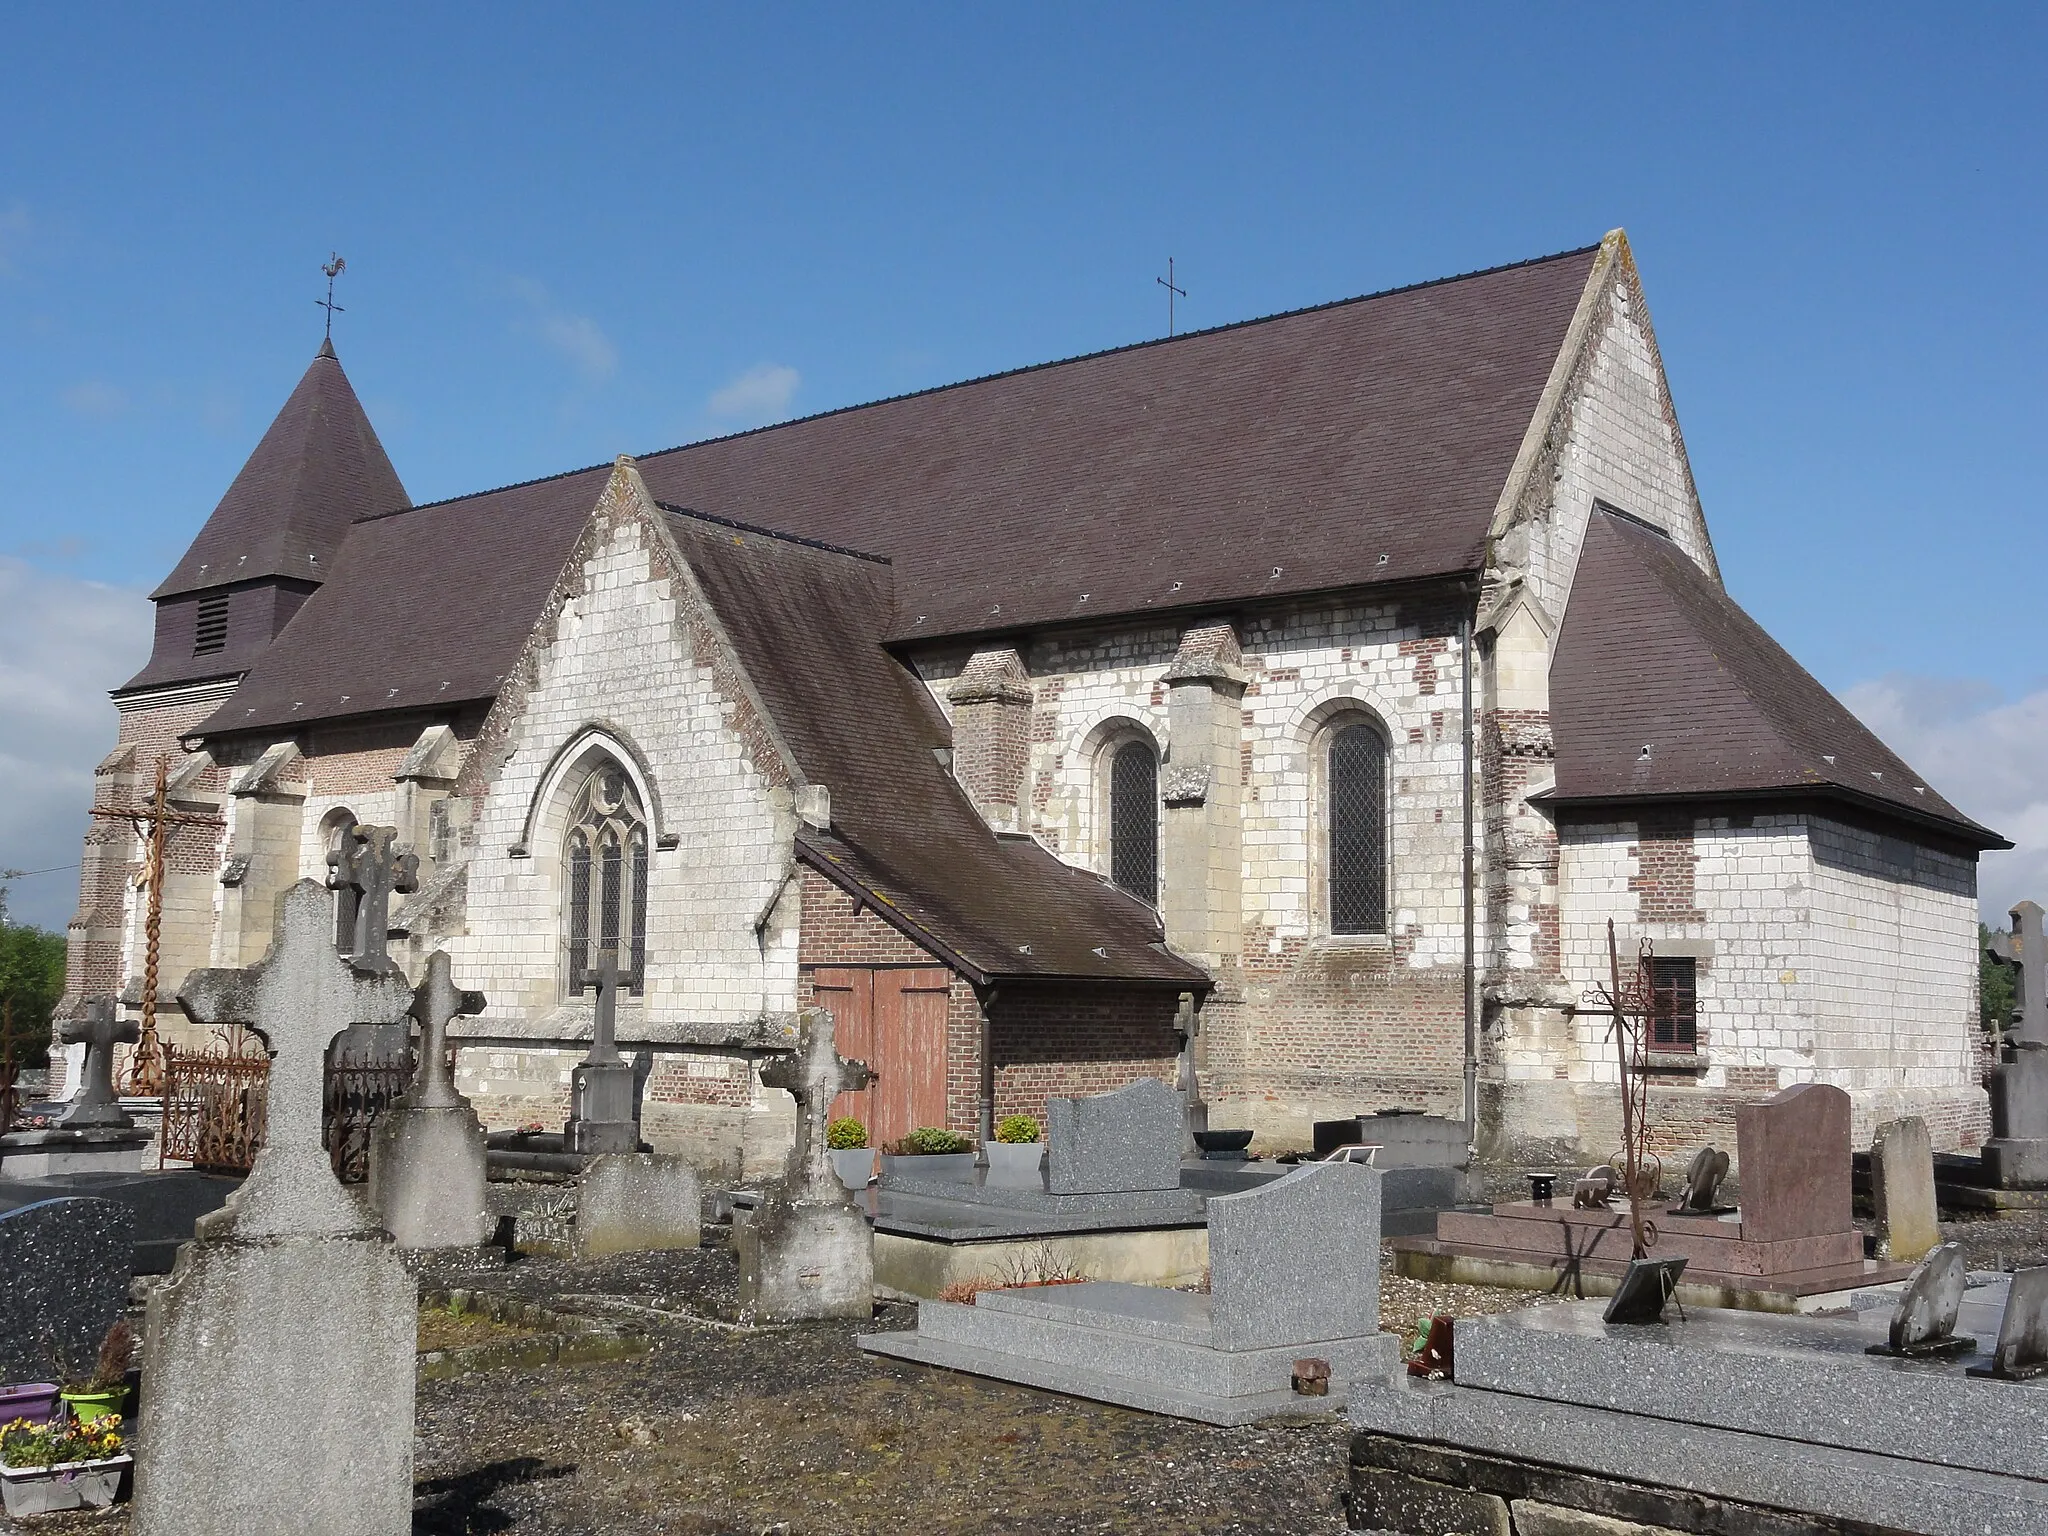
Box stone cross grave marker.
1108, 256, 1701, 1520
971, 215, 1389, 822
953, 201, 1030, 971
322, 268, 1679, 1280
176, 880, 416, 1237
1872, 1115, 1941, 1262
408, 948, 484, 1111
1734, 1083, 1852, 1246
55, 997, 138, 1130
761, 1003, 873, 1202
366, 949, 491, 1249
325, 817, 418, 976
1987, 900, 2048, 1048
567, 951, 639, 1154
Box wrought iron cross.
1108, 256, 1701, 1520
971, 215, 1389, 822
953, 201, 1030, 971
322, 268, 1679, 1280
1581, 920, 1661, 1259
87, 754, 224, 1095
317, 253, 346, 341
326, 819, 418, 976
1156, 257, 1187, 338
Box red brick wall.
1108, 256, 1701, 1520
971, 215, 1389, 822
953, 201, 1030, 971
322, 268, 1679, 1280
988, 984, 1182, 1124
1631, 809, 1705, 922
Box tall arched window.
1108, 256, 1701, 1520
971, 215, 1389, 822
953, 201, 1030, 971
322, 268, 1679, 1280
564, 762, 649, 997
1109, 739, 1159, 903
1328, 722, 1388, 935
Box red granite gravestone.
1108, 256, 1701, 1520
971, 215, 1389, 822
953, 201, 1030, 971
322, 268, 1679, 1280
1734, 1084, 1853, 1245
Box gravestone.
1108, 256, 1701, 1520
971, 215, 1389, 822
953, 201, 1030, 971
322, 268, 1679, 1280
574, 1153, 702, 1258
323, 822, 420, 1184
57, 998, 138, 1129
1046, 1076, 1182, 1195
1734, 1083, 1852, 1244
366, 950, 492, 1249
1985, 1047, 2048, 1188
1870, 1242, 1972, 1358
737, 1008, 874, 1321
325, 817, 418, 977
1207, 1157, 1382, 1349
133, 881, 416, 1536
0, 1196, 134, 1383
0, 997, 153, 1176
1871, 1115, 1941, 1262
566, 954, 641, 1156
1673, 1145, 1733, 1215
1968, 1266, 2048, 1381
1986, 901, 2048, 1047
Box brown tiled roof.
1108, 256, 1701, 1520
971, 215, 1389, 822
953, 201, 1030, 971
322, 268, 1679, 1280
153, 342, 410, 600
1547, 509, 2007, 849
660, 506, 1208, 987
196, 244, 1597, 736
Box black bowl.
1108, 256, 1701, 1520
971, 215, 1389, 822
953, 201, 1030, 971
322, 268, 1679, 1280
1192, 1129, 1254, 1153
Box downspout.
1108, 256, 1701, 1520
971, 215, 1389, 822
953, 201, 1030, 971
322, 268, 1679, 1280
977, 983, 1000, 1163
1462, 603, 1480, 1141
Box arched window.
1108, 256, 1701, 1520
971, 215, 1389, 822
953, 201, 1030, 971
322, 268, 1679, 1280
564, 762, 649, 997
1109, 739, 1159, 903
1327, 722, 1388, 934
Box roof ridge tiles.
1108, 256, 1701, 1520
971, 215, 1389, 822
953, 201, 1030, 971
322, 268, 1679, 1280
652, 501, 891, 565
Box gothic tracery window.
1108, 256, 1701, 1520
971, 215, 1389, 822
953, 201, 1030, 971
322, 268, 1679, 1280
1327, 721, 1388, 935
1109, 738, 1160, 903
564, 762, 649, 996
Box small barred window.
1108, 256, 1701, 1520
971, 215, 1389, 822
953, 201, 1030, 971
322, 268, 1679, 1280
1649, 957, 1698, 1051
564, 762, 649, 997
1328, 723, 1387, 934
1109, 739, 1159, 903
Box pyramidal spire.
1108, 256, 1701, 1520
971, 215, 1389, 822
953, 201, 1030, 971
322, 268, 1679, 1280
151, 343, 409, 600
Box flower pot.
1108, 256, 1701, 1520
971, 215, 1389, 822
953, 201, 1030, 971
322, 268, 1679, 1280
0, 1384, 61, 1425
0, 1455, 132, 1516
880, 1152, 976, 1181
830, 1147, 875, 1190
984, 1141, 1045, 1185
58, 1387, 126, 1426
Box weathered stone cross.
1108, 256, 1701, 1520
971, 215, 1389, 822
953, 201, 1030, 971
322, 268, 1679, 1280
1988, 900, 2048, 1049
761, 1007, 872, 1202
178, 880, 415, 1237
326, 818, 419, 976
577, 952, 624, 1067
56, 997, 138, 1129
406, 951, 485, 1111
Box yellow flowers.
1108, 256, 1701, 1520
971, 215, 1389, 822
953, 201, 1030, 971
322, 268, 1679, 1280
0, 1413, 125, 1469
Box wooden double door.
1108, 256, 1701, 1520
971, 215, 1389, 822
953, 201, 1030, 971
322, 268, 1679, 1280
810, 967, 952, 1144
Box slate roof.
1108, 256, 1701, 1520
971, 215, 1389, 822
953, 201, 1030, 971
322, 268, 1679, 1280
1546, 509, 2007, 849
196, 244, 1599, 737
154, 341, 411, 600
660, 506, 1209, 987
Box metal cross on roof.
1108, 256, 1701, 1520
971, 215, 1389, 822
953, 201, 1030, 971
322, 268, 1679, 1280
1156, 257, 1187, 338
317, 253, 347, 341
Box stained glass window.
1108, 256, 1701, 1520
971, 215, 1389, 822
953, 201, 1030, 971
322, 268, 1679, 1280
1110, 739, 1159, 902
1329, 723, 1387, 934
563, 763, 648, 996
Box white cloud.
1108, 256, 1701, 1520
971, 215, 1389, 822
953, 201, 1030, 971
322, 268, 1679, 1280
0, 560, 152, 931
508, 277, 617, 382
60, 380, 128, 419
706, 363, 800, 428
1843, 674, 2048, 924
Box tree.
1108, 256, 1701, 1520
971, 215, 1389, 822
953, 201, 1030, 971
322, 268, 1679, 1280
0, 911, 65, 1071
1982, 923, 2017, 1034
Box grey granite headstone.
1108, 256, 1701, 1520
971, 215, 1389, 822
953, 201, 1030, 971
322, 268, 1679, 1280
1046, 1076, 1183, 1195
738, 1007, 874, 1320
366, 950, 492, 1249
0, 1196, 134, 1382
133, 881, 416, 1536
1208, 1158, 1381, 1350
1871, 1115, 1941, 1262
1969, 1265, 2048, 1381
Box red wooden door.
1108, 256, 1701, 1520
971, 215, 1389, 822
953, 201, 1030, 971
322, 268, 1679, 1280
813, 967, 951, 1144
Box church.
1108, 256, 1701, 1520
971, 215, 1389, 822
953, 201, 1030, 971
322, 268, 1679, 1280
58, 230, 2005, 1176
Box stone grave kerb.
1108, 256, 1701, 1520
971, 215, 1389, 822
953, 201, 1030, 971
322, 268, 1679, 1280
760, 1006, 872, 1204
1733, 1082, 1853, 1246
177, 880, 414, 1239
1046, 1076, 1184, 1195
1206, 1158, 1382, 1351
56, 997, 138, 1129
1988, 900, 2048, 1048
406, 950, 484, 1111
326, 820, 418, 977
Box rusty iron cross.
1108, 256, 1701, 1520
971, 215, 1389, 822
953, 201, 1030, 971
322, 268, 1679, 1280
88, 754, 224, 1096
1580, 920, 1661, 1259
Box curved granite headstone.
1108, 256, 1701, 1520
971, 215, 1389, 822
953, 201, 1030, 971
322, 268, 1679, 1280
0, 1196, 133, 1382
1046, 1077, 1183, 1196
1208, 1158, 1381, 1350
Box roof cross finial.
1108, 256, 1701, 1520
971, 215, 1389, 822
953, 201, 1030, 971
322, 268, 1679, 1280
1156, 257, 1187, 338
317, 253, 347, 343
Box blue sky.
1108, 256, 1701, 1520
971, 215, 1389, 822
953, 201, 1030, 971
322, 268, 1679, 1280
2, 5, 2044, 928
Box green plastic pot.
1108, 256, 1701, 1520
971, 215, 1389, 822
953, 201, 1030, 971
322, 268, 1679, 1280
58, 1388, 126, 1426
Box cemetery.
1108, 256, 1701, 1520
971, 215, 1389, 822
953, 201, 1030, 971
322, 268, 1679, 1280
0, 838, 2041, 1533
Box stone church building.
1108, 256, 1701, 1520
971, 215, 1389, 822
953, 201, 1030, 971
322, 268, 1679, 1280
59, 230, 2004, 1174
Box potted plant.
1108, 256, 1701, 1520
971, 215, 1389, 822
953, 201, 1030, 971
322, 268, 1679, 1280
0, 1385, 60, 1426
985, 1114, 1045, 1183
826, 1117, 874, 1190
879, 1126, 975, 1180
0, 1413, 130, 1516
57, 1321, 132, 1426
